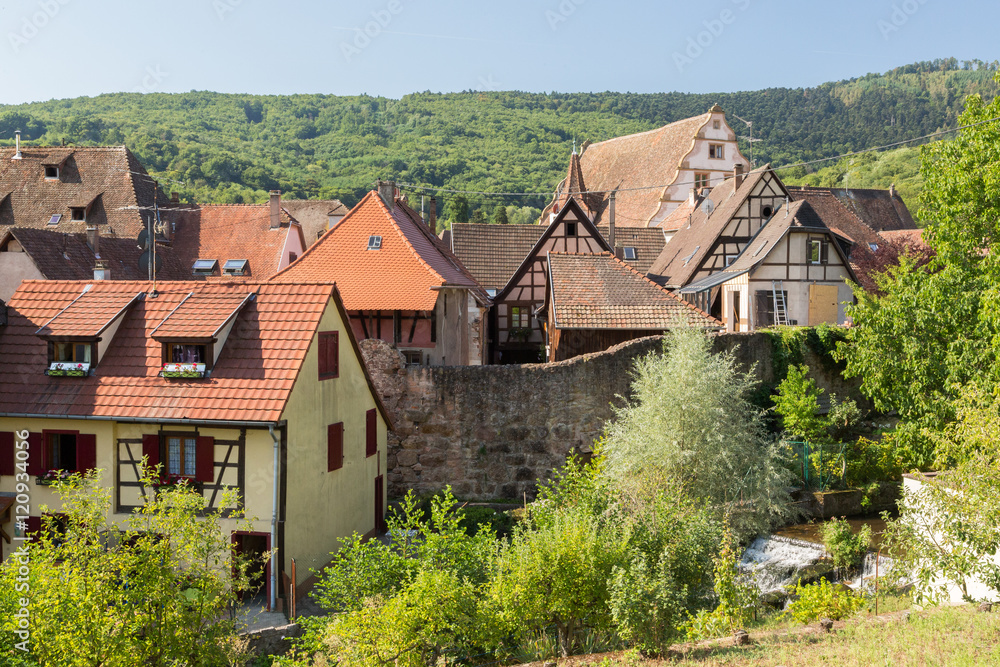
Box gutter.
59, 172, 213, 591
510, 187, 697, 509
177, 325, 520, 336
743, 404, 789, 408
268, 424, 280, 613
0, 413, 283, 429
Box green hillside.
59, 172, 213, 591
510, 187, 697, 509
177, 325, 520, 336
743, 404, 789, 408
0, 58, 995, 221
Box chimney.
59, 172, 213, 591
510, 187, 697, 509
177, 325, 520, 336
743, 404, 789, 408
86, 223, 100, 257
614, 245, 624, 260
889, 183, 896, 198
734, 163, 744, 190
608, 191, 616, 249
377, 180, 395, 211
93, 258, 110, 281
269, 190, 281, 229
12, 130, 21, 160
170, 191, 179, 204
429, 196, 437, 231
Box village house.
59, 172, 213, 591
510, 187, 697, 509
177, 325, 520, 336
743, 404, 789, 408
0, 279, 391, 610
541, 105, 750, 228
539, 251, 721, 362
273, 182, 490, 366
679, 200, 857, 331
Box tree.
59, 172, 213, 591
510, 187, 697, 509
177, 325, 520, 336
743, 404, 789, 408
445, 196, 469, 224
493, 205, 509, 225
602, 328, 797, 539
0, 469, 264, 666
470, 209, 486, 224
772, 364, 827, 442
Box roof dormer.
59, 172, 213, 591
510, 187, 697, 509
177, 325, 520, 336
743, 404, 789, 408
40, 150, 73, 182
151, 290, 256, 378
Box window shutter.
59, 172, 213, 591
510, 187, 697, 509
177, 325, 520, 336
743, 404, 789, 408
330, 332, 339, 378
328, 422, 344, 472
25, 516, 41, 543
76, 434, 97, 473
0, 432, 14, 476
821, 241, 830, 264
27, 432, 44, 476
195, 436, 215, 483
365, 408, 377, 458
318, 333, 329, 378
142, 434, 161, 475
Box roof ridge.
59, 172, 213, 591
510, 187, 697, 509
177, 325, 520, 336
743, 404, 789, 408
374, 194, 447, 285
588, 112, 711, 147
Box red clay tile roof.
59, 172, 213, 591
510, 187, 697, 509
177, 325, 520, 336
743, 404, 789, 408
788, 188, 880, 249
36, 287, 143, 338
545, 252, 721, 330
449, 223, 546, 290
170, 204, 304, 280
151, 290, 255, 340
0, 146, 166, 237
273, 191, 487, 310
879, 228, 925, 246
595, 225, 667, 275
0, 280, 363, 423
786, 186, 917, 232
1, 227, 191, 283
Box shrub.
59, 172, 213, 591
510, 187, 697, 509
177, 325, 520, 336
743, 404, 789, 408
681, 529, 758, 642
820, 517, 872, 570
786, 578, 865, 623
773, 364, 827, 442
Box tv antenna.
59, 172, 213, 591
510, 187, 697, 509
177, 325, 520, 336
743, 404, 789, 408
732, 114, 763, 168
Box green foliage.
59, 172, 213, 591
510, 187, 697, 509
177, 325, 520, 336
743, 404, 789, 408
604, 328, 798, 540
784, 145, 925, 207
773, 364, 827, 442
493, 205, 509, 225
681, 529, 758, 642
0, 468, 262, 667
820, 518, 872, 570
786, 578, 865, 624
309, 532, 411, 613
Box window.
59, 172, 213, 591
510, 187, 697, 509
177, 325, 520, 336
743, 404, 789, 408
402, 350, 423, 366
694, 173, 710, 189
509, 304, 531, 329
70, 207, 86, 222
167, 435, 197, 477
48, 433, 77, 472
39, 431, 96, 474
44, 166, 59, 180
47, 214, 61, 226
192, 259, 218, 275
223, 259, 249, 276
868, 242, 879, 252
725, 255, 737, 267
709, 144, 725, 159
809, 239, 829, 265
761, 205, 774, 218
713, 120, 721, 130
318, 331, 339, 379
755, 290, 787, 328
366, 408, 377, 457
168, 344, 205, 364
327, 423, 344, 471
52, 341, 92, 364
367, 235, 382, 250
288, 252, 297, 263
623, 247, 637, 261
565, 222, 577, 237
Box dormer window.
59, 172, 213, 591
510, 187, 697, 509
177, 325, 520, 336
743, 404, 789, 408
223, 259, 248, 276
48, 214, 61, 226
192, 259, 218, 276
623, 247, 637, 261
47, 341, 94, 376
53, 341, 92, 364
70, 207, 86, 222
367, 235, 382, 250
152, 290, 255, 379
44, 166, 59, 180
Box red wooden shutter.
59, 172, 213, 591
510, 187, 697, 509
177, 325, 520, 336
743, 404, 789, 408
365, 409, 377, 457
195, 436, 215, 483
25, 515, 42, 543
318, 332, 329, 379
26, 432, 44, 476
142, 434, 161, 475
328, 422, 344, 472
330, 332, 339, 378
76, 434, 97, 473
0, 432, 14, 476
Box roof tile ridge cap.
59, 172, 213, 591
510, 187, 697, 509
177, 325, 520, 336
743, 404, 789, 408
271, 192, 373, 280
379, 196, 446, 284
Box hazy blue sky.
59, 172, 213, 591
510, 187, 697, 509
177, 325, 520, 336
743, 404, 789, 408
0, 0, 996, 104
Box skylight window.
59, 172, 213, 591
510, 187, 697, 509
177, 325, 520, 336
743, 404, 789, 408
367, 235, 382, 251
48, 214, 61, 226
868, 243, 879, 252
623, 247, 637, 261
223, 259, 249, 276
192, 259, 218, 275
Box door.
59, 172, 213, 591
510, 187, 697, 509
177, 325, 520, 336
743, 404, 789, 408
729, 290, 741, 332
232, 531, 270, 606
375, 475, 385, 534
808, 284, 840, 325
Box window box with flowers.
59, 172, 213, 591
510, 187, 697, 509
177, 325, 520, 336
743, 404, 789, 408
508, 327, 533, 342
47, 362, 90, 377
161, 363, 206, 379
36, 469, 75, 486
152, 473, 203, 494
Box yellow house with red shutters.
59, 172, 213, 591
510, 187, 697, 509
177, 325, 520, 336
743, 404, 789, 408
0, 279, 391, 610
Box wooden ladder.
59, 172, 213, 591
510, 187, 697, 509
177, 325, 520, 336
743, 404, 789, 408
772, 281, 789, 326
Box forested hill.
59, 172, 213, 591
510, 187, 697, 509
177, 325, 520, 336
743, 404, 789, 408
1, 58, 996, 219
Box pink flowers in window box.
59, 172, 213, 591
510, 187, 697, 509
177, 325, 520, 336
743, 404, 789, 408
161, 363, 206, 378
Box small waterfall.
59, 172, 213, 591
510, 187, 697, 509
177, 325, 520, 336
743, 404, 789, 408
740, 535, 827, 594
845, 551, 896, 591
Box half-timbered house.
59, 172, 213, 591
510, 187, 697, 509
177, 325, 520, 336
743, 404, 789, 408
0, 279, 391, 611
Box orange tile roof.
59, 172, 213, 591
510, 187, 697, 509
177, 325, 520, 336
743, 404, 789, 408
36, 287, 144, 338
273, 191, 486, 311
0, 280, 367, 423
170, 204, 303, 280
151, 290, 255, 340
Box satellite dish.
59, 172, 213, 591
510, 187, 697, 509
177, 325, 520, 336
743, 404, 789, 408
139, 251, 162, 274
700, 198, 715, 216
137, 229, 150, 250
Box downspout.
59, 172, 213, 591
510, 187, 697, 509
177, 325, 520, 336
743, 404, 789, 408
268, 424, 280, 612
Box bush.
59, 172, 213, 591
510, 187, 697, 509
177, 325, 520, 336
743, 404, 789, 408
773, 364, 827, 442
820, 517, 872, 570
681, 529, 758, 642
786, 578, 865, 623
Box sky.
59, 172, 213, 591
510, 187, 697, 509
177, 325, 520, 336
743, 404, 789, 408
0, 0, 997, 105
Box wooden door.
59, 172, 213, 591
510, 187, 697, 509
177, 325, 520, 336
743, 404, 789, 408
730, 290, 741, 332
808, 284, 840, 325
